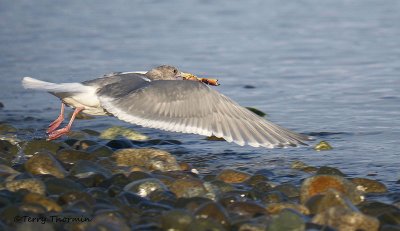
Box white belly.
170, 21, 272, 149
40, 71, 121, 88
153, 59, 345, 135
62, 91, 107, 116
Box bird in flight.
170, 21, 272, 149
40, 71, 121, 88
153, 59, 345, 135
22, 65, 311, 148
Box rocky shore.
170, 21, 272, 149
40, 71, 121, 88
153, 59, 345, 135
0, 123, 399, 231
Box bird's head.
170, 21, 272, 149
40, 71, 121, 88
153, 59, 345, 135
145, 65, 184, 80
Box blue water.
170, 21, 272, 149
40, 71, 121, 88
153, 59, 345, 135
1, 0, 399, 196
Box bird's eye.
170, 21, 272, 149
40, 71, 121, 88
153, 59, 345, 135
173, 69, 178, 74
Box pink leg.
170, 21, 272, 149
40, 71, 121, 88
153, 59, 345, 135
47, 107, 84, 140
47, 103, 65, 134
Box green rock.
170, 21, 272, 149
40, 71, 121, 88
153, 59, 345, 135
268, 209, 306, 231
5, 178, 46, 195
316, 166, 346, 176
351, 178, 387, 193
314, 141, 333, 151
161, 209, 194, 230
69, 160, 112, 178
100, 126, 149, 140
0, 124, 17, 134
245, 107, 266, 117
305, 189, 357, 214
312, 207, 379, 231
23, 140, 64, 156
24, 151, 67, 178
186, 218, 227, 231
56, 149, 95, 165
124, 178, 167, 197
195, 202, 230, 229
112, 148, 180, 171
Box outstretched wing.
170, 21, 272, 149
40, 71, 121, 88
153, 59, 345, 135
97, 80, 310, 148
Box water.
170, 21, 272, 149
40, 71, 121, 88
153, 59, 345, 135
1, 0, 399, 196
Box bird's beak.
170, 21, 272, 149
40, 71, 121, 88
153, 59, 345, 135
180, 72, 220, 86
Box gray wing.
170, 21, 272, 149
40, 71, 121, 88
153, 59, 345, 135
97, 80, 310, 148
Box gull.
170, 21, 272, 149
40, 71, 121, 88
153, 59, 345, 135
22, 65, 311, 148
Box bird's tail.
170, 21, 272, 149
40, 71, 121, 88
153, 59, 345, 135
22, 77, 90, 93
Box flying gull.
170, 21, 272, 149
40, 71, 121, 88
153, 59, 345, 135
22, 65, 311, 148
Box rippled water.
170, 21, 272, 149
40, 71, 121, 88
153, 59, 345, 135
1, 0, 399, 197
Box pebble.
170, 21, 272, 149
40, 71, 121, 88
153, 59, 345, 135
100, 126, 149, 140
69, 160, 112, 178
300, 174, 363, 205
170, 178, 208, 198
305, 189, 357, 215
24, 151, 67, 178
112, 148, 180, 171
312, 207, 379, 231
268, 209, 307, 231
5, 178, 46, 195
195, 202, 231, 229
216, 169, 251, 183
23, 139, 65, 156
313, 140, 333, 151
351, 177, 388, 193
23, 192, 62, 212
124, 178, 168, 197
316, 166, 346, 176
161, 209, 194, 230
56, 149, 95, 165
266, 202, 310, 215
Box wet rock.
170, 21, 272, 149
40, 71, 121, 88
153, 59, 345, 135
0, 140, 18, 159
186, 218, 227, 231
175, 197, 213, 212
195, 202, 230, 229
82, 128, 100, 136
161, 209, 194, 230
24, 151, 66, 178
0, 124, 17, 134
23, 192, 62, 212
380, 225, 400, 231
300, 175, 363, 205
291, 160, 318, 173
84, 213, 130, 231
5, 178, 45, 195
227, 201, 267, 218
100, 126, 149, 140
266, 203, 310, 215
112, 148, 180, 171
148, 189, 177, 204
314, 141, 333, 151
216, 169, 251, 184
260, 191, 289, 203
124, 178, 167, 197
86, 144, 113, 157
77, 173, 107, 187
351, 177, 387, 193
378, 211, 400, 227
0, 164, 19, 177
23, 139, 64, 156
268, 209, 306, 231
44, 178, 84, 195
312, 207, 379, 231
316, 166, 346, 176
56, 149, 95, 165
106, 139, 134, 149
246, 107, 266, 117
237, 222, 267, 231
69, 160, 112, 178
71, 139, 98, 150
206, 136, 226, 141
274, 183, 299, 198
58, 191, 95, 206
305, 189, 357, 215
245, 174, 269, 186
170, 178, 208, 198
358, 201, 400, 217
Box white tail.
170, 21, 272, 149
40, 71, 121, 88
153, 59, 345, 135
22, 77, 91, 93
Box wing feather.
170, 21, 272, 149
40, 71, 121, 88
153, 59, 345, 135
97, 80, 310, 148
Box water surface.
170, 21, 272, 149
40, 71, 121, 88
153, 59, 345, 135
1, 0, 399, 199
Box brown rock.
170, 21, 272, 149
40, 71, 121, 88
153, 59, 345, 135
24, 151, 66, 178
300, 175, 363, 204
312, 207, 379, 231
170, 178, 208, 198
351, 178, 387, 193
23, 193, 62, 212
5, 178, 46, 195
112, 148, 180, 171
266, 203, 310, 215
216, 169, 251, 184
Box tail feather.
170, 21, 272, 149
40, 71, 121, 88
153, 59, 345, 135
22, 77, 90, 93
